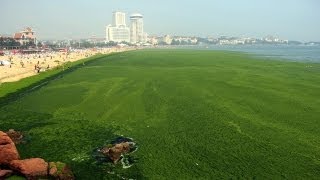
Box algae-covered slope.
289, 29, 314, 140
1, 50, 320, 179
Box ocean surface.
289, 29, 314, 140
184, 45, 320, 63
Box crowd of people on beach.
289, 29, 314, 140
0, 47, 131, 83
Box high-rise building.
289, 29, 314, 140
130, 13, 145, 43
113, 11, 126, 27
106, 11, 130, 43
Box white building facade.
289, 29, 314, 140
106, 11, 130, 43
113, 12, 126, 27
106, 25, 130, 43
130, 13, 145, 43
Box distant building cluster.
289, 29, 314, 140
2, 20, 318, 50
144, 35, 294, 46
106, 11, 147, 44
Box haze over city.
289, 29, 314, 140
1, 0, 320, 41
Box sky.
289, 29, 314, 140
1, 0, 320, 41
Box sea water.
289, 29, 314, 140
189, 45, 320, 62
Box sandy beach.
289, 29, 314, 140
0, 47, 131, 83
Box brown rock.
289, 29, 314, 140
101, 142, 132, 163
49, 162, 75, 180
10, 158, 48, 178
122, 142, 130, 153
0, 169, 13, 178
0, 131, 20, 165
109, 148, 122, 163
6, 129, 24, 144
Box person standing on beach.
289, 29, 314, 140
20, 61, 24, 68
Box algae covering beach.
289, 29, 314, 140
1, 50, 320, 179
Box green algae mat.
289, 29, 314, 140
1, 50, 320, 179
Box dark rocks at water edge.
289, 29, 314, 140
0, 130, 75, 180
93, 137, 138, 168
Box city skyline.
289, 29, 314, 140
1, 0, 320, 41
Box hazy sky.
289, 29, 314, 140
1, 0, 319, 41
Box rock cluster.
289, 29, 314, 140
93, 136, 138, 168
0, 131, 74, 180
100, 142, 131, 163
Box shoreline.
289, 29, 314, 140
0, 47, 133, 84
0, 53, 105, 103
0, 48, 135, 99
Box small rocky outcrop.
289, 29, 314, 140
49, 162, 75, 180
100, 142, 131, 163
0, 131, 20, 165
10, 158, 48, 179
93, 136, 138, 169
0, 130, 75, 180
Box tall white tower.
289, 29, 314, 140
113, 11, 126, 27
130, 13, 144, 43
106, 11, 130, 43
